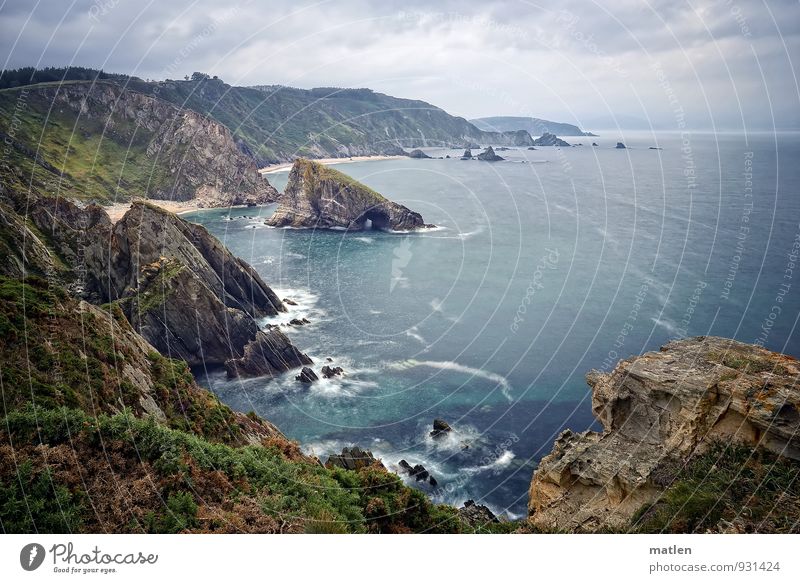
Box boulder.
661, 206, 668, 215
529, 337, 800, 531
321, 365, 344, 378
266, 159, 431, 231
615, 142, 626, 149
296, 366, 319, 383
592, 142, 598, 146
460, 149, 473, 160
398, 459, 437, 485
430, 418, 452, 438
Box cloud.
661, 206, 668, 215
1, 0, 798, 129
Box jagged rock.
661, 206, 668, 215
445, 155, 451, 159
296, 366, 319, 383
407, 149, 431, 159
529, 337, 800, 531
615, 142, 626, 149
225, 329, 313, 378
321, 365, 344, 378
430, 418, 452, 438
476, 146, 504, 161
592, 142, 598, 146
533, 132, 571, 147
283, 298, 298, 305
289, 318, 309, 326
266, 159, 431, 231
398, 459, 438, 485
460, 149, 473, 159
326, 446, 384, 471
459, 500, 498, 527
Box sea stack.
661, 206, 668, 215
266, 159, 431, 231
476, 146, 504, 161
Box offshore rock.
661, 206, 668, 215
266, 159, 430, 231
476, 146, 504, 161
532, 132, 571, 147
528, 337, 800, 531
225, 329, 313, 379
407, 149, 431, 159
459, 500, 499, 527
296, 366, 319, 383
325, 447, 384, 471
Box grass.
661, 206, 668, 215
631, 442, 800, 533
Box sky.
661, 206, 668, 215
1, 0, 798, 130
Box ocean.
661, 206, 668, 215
186, 131, 800, 518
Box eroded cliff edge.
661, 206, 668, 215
266, 159, 430, 231
529, 336, 800, 531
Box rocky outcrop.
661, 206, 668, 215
296, 366, 319, 383
325, 447, 383, 471
224, 328, 312, 378
458, 500, 499, 527
461, 149, 473, 160
407, 149, 431, 159
528, 337, 800, 531
266, 159, 431, 231
430, 418, 452, 438
476, 146, 504, 161
398, 460, 438, 486
321, 365, 344, 378
10, 194, 310, 372
616, 142, 627, 149
533, 132, 571, 147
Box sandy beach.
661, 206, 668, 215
259, 154, 406, 174
103, 199, 206, 223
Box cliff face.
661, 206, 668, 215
0, 81, 279, 205
529, 337, 800, 531
266, 159, 429, 231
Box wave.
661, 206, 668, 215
391, 359, 513, 401
260, 287, 326, 327
353, 236, 374, 244
406, 326, 427, 345
650, 316, 681, 335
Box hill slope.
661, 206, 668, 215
471, 116, 595, 136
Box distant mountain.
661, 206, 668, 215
470, 116, 596, 137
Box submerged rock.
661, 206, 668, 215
266, 159, 431, 231
296, 366, 319, 383
476, 146, 504, 161
529, 337, 800, 531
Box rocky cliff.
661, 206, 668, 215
266, 159, 430, 231
529, 337, 800, 531
0, 81, 279, 205
1, 188, 310, 374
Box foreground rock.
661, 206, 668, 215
398, 460, 438, 486
476, 146, 504, 161
533, 132, 571, 147
528, 337, 800, 531
458, 500, 499, 527
266, 159, 431, 231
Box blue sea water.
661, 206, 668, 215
186, 131, 800, 518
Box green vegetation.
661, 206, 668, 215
708, 350, 788, 375
631, 442, 800, 533
0, 66, 131, 90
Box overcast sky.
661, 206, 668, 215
1, 0, 798, 130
